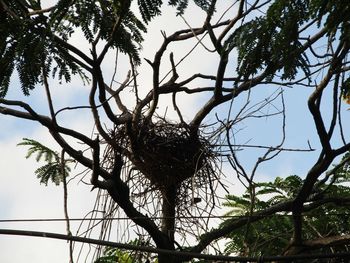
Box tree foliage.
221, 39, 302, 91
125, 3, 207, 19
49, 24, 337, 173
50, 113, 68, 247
17, 138, 72, 185
222, 167, 350, 257
95, 239, 154, 263
0, 0, 148, 97
230, 0, 310, 81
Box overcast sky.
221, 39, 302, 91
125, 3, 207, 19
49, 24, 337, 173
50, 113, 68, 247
0, 1, 348, 262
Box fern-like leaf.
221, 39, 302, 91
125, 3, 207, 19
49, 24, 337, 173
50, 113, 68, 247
18, 138, 58, 162
18, 138, 72, 186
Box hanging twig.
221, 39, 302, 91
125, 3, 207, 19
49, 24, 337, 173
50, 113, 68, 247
61, 150, 74, 263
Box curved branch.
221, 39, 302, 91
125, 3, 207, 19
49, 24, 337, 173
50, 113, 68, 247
89, 77, 112, 142
53, 35, 94, 66
91, 61, 120, 127
188, 200, 293, 255
104, 71, 131, 114
0, 99, 93, 147
303, 234, 350, 251
216, 0, 246, 44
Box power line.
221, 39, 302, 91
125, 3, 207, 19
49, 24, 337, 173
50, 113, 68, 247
0, 216, 234, 223
1, 213, 349, 223
0, 228, 349, 262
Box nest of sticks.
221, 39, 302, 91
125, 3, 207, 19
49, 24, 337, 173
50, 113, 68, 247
112, 119, 217, 190
98, 118, 222, 240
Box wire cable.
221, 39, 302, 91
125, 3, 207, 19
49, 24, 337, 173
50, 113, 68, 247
1, 213, 349, 223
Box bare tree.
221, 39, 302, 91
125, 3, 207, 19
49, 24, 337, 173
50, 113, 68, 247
2, 0, 350, 262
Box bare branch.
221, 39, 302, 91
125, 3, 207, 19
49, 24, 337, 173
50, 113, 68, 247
89, 77, 113, 142
190, 68, 272, 129
53, 35, 94, 67
105, 70, 131, 114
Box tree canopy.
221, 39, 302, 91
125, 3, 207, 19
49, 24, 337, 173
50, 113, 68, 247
2, 0, 350, 262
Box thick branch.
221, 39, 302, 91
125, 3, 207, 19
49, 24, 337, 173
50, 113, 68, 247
91, 60, 120, 127
216, 0, 247, 44
89, 78, 112, 142
303, 234, 350, 250
53, 35, 94, 66
0, 100, 93, 147
307, 69, 334, 154
291, 43, 350, 245
188, 200, 293, 255
28, 5, 56, 16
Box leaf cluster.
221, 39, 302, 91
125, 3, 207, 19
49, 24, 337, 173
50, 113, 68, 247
0, 0, 90, 97
224, 0, 311, 81
17, 138, 71, 186
222, 167, 350, 257
95, 247, 135, 263
225, 0, 350, 83
0, 0, 214, 97
168, 0, 210, 15
310, 0, 350, 38
95, 239, 154, 263
0, 0, 157, 97
138, 0, 162, 22
53, 0, 148, 62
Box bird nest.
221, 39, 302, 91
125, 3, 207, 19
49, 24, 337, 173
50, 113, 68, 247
99, 118, 222, 239
113, 119, 216, 190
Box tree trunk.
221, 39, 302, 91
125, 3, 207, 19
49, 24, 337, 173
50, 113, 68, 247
159, 186, 177, 263
161, 186, 177, 241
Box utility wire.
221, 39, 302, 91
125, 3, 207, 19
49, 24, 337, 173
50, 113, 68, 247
0, 215, 236, 223
1, 213, 349, 223
0, 229, 350, 262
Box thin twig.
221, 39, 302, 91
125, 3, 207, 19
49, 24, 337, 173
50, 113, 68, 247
61, 150, 74, 263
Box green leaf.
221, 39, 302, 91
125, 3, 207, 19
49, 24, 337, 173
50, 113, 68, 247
18, 138, 58, 162
138, 0, 162, 23
18, 138, 71, 186
168, 0, 210, 15
225, 0, 311, 81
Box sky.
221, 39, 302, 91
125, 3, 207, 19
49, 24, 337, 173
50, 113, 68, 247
1, 1, 349, 262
